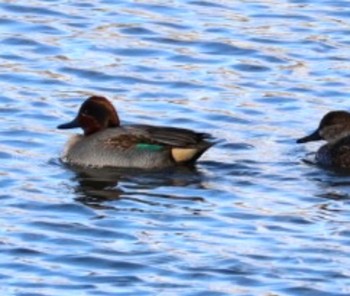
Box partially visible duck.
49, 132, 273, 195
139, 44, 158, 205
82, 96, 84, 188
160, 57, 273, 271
297, 110, 350, 168
57, 96, 213, 168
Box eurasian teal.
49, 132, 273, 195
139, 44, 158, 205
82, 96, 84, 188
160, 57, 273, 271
57, 96, 213, 168
297, 110, 350, 168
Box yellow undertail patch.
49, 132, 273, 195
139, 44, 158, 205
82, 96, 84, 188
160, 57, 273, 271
171, 148, 198, 163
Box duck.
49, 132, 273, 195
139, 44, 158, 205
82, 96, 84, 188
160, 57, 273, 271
296, 110, 350, 168
57, 96, 213, 169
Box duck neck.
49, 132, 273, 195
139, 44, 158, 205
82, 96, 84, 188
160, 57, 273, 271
327, 130, 350, 146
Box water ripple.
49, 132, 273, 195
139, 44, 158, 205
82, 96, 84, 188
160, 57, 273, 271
1, 0, 350, 295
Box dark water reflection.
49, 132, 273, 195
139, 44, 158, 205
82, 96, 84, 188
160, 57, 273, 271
1, 0, 350, 295
71, 165, 206, 206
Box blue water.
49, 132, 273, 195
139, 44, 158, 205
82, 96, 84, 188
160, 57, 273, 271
1, 0, 350, 295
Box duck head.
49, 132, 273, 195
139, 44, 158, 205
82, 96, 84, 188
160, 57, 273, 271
297, 111, 350, 145
57, 96, 120, 135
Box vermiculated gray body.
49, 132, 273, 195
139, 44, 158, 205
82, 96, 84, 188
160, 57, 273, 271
61, 125, 212, 169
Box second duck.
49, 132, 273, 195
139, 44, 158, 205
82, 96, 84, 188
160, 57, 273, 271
297, 110, 350, 168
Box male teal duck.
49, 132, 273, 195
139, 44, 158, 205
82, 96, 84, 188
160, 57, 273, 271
57, 96, 213, 168
297, 110, 350, 168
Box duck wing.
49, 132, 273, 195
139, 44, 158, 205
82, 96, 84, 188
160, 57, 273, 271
127, 124, 213, 148
103, 125, 214, 163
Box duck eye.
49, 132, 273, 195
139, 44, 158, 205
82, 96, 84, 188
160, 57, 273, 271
82, 109, 89, 116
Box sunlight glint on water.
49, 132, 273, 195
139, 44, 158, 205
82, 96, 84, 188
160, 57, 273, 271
0, 0, 350, 295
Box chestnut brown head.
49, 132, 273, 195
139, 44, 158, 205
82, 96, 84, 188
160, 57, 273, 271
57, 96, 120, 135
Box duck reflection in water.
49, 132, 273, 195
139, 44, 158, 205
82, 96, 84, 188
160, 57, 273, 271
67, 164, 207, 207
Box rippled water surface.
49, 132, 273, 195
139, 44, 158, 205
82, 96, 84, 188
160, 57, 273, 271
1, 0, 350, 295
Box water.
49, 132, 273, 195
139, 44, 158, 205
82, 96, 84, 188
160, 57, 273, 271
0, 0, 350, 295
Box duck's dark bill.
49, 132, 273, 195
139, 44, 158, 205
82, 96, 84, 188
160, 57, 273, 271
57, 118, 80, 129
296, 130, 321, 143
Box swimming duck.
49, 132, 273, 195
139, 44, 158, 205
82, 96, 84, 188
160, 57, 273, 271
297, 110, 350, 168
57, 96, 213, 168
